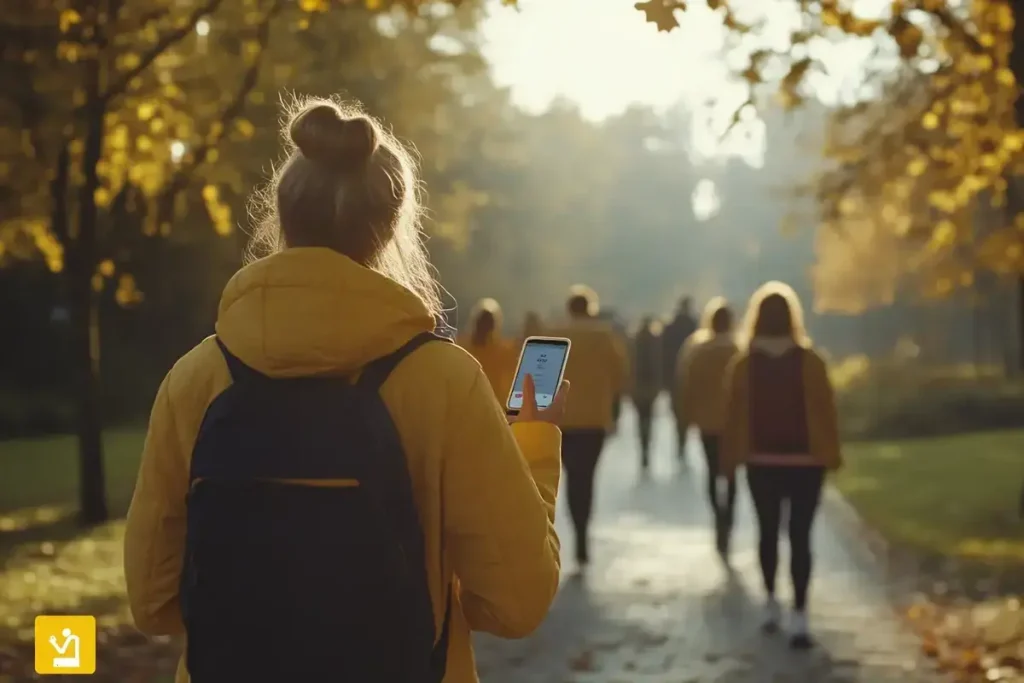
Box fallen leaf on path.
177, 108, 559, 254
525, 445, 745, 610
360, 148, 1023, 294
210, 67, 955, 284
568, 650, 597, 672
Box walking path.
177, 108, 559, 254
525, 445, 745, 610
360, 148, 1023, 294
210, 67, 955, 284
474, 398, 945, 683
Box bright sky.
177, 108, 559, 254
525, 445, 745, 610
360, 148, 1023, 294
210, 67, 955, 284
482, 0, 758, 164
481, 0, 894, 169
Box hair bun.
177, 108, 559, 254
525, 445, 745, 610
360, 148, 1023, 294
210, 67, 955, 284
288, 104, 378, 174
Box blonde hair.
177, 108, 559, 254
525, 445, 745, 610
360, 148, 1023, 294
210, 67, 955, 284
470, 297, 502, 344
567, 284, 599, 317
246, 95, 442, 319
740, 280, 811, 346
698, 296, 729, 333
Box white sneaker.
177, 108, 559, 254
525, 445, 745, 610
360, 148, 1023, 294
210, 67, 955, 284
762, 597, 781, 633
789, 610, 813, 649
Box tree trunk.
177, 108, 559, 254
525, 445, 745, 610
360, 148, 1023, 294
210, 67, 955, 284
70, 56, 108, 526
1012, 0, 1024, 372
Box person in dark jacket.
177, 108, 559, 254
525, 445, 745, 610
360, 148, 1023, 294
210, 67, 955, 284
721, 281, 842, 650
631, 315, 662, 472
662, 296, 697, 460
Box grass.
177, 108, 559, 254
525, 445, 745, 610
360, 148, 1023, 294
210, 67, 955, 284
0, 428, 145, 517
836, 429, 1024, 567
4, 425, 1024, 571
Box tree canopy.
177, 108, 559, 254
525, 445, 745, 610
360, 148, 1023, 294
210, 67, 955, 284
631, 0, 1024, 314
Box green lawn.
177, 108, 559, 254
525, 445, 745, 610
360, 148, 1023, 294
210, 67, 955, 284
836, 429, 1024, 567
4, 426, 1024, 571
0, 429, 146, 517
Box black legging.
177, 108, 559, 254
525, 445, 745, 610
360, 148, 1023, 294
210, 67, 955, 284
746, 465, 825, 610
634, 398, 655, 468
700, 434, 736, 525
562, 430, 606, 563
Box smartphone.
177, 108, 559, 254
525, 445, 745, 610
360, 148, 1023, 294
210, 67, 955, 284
506, 336, 571, 416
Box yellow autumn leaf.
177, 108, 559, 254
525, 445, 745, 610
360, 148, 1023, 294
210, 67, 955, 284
94, 187, 112, 207
115, 273, 144, 307
91, 273, 104, 292
59, 9, 82, 33
138, 102, 157, 121
235, 119, 256, 139
921, 112, 939, 130
98, 259, 115, 277
907, 157, 927, 176
119, 52, 141, 71
202, 184, 219, 202
927, 219, 956, 251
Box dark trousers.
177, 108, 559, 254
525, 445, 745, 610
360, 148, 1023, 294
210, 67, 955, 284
634, 398, 655, 468
700, 433, 736, 526
562, 429, 606, 563
746, 465, 825, 610
669, 388, 686, 458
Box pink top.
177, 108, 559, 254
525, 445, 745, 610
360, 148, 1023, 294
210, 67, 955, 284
748, 453, 818, 467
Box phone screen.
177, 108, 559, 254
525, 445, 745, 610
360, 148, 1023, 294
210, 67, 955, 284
507, 338, 570, 412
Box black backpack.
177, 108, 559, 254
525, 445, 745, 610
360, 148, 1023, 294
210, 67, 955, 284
181, 332, 452, 682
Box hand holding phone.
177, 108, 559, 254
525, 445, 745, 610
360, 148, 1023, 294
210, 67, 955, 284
507, 336, 571, 418
511, 372, 570, 425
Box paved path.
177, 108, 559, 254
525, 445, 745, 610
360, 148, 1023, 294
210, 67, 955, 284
473, 398, 944, 683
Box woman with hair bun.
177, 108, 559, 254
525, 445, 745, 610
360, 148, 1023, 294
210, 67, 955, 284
125, 98, 567, 683
720, 281, 842, 650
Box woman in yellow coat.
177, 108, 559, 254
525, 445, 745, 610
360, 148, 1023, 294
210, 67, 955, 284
545, 285, 629, 570
720, 281, 842, 650
676, 298, 738, 559
458, 298, 518, 403
123, 99, 566, 683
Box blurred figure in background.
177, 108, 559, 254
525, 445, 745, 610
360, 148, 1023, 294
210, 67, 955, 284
631, 315, 663, 472
662, 296, 697, 460
522, 310, 544, 339
458, 297, 518, 402
721, 281, 842, 649
676, 298, 739, 560
547, 285, 630, 571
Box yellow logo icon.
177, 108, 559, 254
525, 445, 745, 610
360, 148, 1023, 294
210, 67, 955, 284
34, 615, 96, 675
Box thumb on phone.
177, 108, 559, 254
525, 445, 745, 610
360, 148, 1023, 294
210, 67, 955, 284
521, 373, 537, 412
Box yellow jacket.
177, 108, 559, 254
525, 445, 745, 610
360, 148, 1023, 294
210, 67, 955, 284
457, 335, 518, 403
720, 340, 842, 476
544, 318, 629, 431
675, 334, 738, 434
123, 248, 562, 683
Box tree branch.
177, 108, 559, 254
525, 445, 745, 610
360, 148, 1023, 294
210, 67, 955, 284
157, 0, 284, 221
100, 0, 224, 104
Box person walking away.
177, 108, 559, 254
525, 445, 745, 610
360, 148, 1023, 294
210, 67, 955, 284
675, 299, 739, 560
631, 315, 663, 472
123, 99, 568, 683
546, 285, 629, 571
458, 298, 518, 402
720, 281, 842, 650
662, 296, 697, 460
522, 310, 543, 338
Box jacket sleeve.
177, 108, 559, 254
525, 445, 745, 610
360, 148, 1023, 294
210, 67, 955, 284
719, 353, 750, 477
123, 374, 189, 636
442, 373, 561, 638
805, 350, 843, 470
610, 333, 630, 396
675, 344, 699, 424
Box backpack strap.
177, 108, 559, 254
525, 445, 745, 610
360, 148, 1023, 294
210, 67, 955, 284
215, 337, 268, 384
357, 331, 454, 682
357, 331, 448, 391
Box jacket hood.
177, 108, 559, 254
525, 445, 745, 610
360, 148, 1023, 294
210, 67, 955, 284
215, 247, 435, 377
